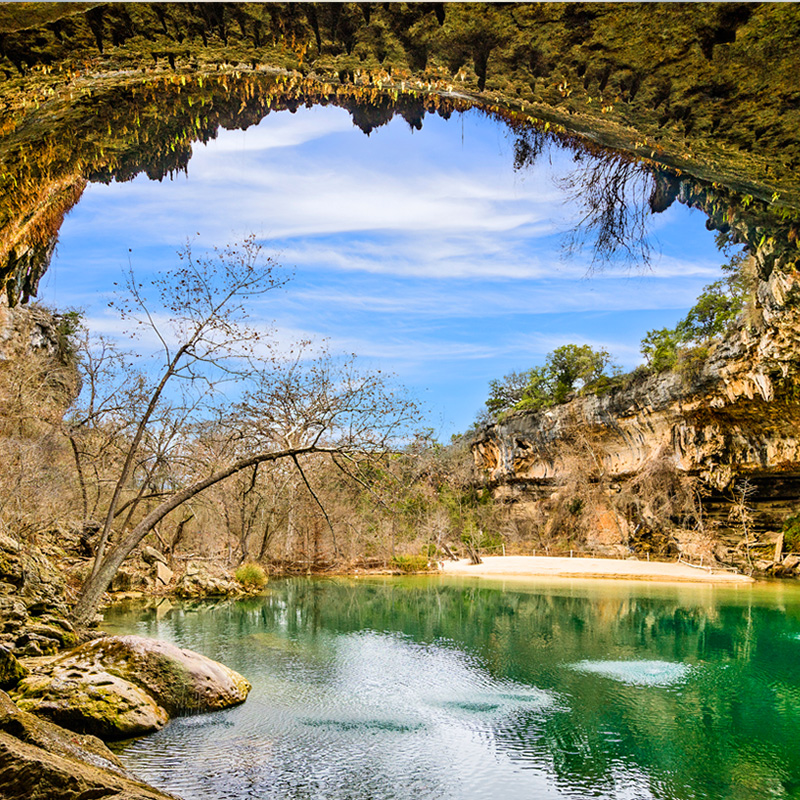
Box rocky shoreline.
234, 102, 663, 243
0, 687, 180, 800
0, 531, 257, 799
0, 634, 251, 799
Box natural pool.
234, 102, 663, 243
103, 577, 800, 800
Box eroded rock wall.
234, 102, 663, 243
1, 4, 799, 299
473, 251, 800, 554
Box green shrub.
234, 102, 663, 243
234, 562, 267, 589
391, 554, 433, 573
567, 497, 584, 516
484, 344, 617, 418
675, 345, 709, 382
782, 514, 800, 551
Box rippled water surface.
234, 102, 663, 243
104, 577, 800, 800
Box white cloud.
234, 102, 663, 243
68, 111, 568, 256
47, 106, 729, 436
80, 166, 559, 246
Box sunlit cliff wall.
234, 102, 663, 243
473, 244, 800, 555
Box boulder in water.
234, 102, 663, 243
11, 634, 250, 740
70, 635, 252, 715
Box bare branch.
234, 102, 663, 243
292, 454, 340, 557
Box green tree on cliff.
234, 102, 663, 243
641, 248, 752, 372
485, 344, 617, 418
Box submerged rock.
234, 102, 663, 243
11, 635, 251, 740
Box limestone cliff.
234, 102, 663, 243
473, 247, 800, 569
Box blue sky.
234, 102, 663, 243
41, 105, 727, 438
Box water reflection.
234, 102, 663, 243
105, 577, 800, 800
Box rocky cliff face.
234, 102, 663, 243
473, 249, 800, 567
0, 303, 86, 657
0, 301, 62, 361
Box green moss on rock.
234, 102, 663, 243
10, 666, 169, 741
10, 635, 250, 741
0, 648, 27, 691
79, 635, 251, 715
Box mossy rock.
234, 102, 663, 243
10, 665, 169, 741
11, 635, 250, 741
23, 623, 77, 650
0, 689, 125, 775
0, 690, 179, 799
73, 635, 251, 716
0, 647, 27, 691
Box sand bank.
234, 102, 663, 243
440, 555, 753, 584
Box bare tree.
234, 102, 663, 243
70, 238, 419, 625
729, 479, 756, 574
64, 332, 184, 532
87, 236, 290, 580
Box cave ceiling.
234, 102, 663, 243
1, 2, 799, 302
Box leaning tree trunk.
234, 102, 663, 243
71, 443, 328, 626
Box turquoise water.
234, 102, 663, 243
104, 576, 800, 800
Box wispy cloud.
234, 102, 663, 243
46, 106, 728, 435
72, 163, 563, 250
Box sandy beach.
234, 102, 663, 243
440, 555, 754, 583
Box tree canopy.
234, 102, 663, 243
641, 248, 751, 373
485, 344, 617, 419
